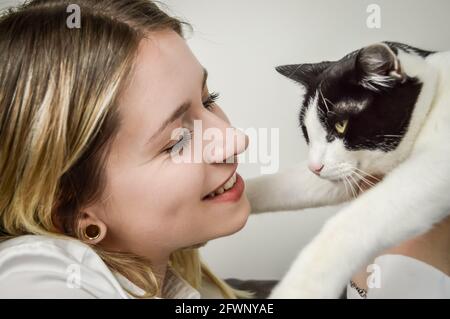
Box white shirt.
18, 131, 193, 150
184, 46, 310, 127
0, 235, 223, 299
347, 254, 450, 299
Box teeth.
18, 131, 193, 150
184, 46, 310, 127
223, 173, 236, 191
206, 172, 237, 198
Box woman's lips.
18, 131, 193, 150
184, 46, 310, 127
203, 173, 245, 203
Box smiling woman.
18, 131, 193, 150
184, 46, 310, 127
0, 0, 251, 299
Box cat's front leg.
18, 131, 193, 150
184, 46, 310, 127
246, 161, 350, 214
269, 149, 450, 298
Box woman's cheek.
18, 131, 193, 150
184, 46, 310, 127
136, 163, 204, 223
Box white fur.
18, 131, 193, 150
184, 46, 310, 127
246, 46, 450, 298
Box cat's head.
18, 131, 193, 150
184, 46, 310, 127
276, 42, 434, 182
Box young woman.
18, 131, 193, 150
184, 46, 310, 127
0, 0, 251, 298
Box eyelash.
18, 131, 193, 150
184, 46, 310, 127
202, 91, 220, 110
164, 92, 220, 154
165, 129, 193, 154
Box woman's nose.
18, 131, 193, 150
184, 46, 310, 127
232, 128, 249, 158
204, 127, 249, 163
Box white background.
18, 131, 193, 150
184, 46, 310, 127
2, 0, 450, 280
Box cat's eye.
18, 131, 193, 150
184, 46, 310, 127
335, 119, 349, 135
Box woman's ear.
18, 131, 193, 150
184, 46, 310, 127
78, 210, 108, 245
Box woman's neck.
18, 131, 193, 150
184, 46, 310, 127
388, 214, 450, 275
351, 214, 450, 291
152, 261, 169, 296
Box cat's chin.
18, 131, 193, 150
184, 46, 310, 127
333, 177, 347, 183
320, 175, 352, 183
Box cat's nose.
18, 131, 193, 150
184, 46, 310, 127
308, 163, 324, 175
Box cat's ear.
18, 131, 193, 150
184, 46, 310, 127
356, 43, 406, 91
275, 62, 332, 89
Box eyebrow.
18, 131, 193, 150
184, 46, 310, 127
147, 68, 208, 145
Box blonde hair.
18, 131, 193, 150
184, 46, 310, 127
0, 0, 252, 299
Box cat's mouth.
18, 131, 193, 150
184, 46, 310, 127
318, 162, 358, 182
321, 163, 382, 193
320, 161, 367, 183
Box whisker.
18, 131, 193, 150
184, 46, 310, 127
376, 134, 403, 138
317, 106, 326, 117
351, 170, 376, 188
342, 175, 351, 198
344, 175, 357, 199
341, 175, 350, 198
318, 87, 330, 113
349, 173, 364, 195
324, 97, 337, 109
353, 167, 381, 182
349, 176, 358, 199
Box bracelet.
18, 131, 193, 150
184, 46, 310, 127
349, 280, 368, 299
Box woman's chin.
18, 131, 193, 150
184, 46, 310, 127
215, 196, 251, 238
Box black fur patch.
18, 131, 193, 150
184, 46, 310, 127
276, 42, 432, 152
316, 73, 422, 151
384, 41, 436, 58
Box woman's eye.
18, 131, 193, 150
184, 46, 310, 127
335, 119, 349, 135
202, 91, 220, 110
164, 129, 192, 155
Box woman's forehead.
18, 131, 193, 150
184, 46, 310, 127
122, 30, 202, 108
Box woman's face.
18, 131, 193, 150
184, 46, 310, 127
83, 30, 250, 260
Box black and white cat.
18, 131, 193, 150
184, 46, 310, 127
247, 42, 450, 298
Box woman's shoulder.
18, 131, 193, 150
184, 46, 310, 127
347, 254, 450, 299
0, 234, 129, 298
0, 234, 90, 262
371, 254, 450, 298
0, 234, 102, 273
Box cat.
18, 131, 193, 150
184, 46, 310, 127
246, 41, 450, 298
